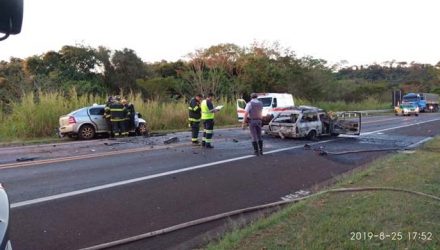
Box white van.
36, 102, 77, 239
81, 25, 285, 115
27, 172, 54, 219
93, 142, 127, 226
237, 93, 295, 125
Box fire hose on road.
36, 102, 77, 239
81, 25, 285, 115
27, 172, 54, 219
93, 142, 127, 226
79, 187, 440, 250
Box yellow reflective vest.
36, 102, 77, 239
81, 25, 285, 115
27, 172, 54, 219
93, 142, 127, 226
201, 99, 214, 120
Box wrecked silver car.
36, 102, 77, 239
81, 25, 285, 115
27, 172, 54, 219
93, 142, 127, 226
267, 106, 361, 139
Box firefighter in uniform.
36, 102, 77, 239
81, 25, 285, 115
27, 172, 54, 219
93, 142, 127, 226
201, 93, 219, 148
188, 94, 203, 145
242, 93, 264, 156
109, 97, 128, 137
104, 96, 114, 138
121, 99, 132, 135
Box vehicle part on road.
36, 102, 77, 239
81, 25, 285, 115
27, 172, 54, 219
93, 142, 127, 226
16, 157, 38, 162
103, 142, 127, 146
163, 137, 179, 144
78, 186, 440, 250
317, 147, 403, 156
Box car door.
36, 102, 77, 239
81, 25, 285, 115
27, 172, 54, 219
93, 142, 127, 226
88, 107, 108, 132
332, 112, 361, 135
298, 111, 321, 136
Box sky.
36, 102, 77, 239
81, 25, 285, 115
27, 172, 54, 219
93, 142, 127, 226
0, 0, 439, 66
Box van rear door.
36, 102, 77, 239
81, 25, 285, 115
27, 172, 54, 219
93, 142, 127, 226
237, 99, 246, 122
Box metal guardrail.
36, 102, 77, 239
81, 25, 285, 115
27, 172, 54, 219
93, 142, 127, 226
341, 109, 393, 118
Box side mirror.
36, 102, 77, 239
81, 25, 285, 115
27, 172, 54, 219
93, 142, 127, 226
272, 98, 277, 108
0, 0, 23, 40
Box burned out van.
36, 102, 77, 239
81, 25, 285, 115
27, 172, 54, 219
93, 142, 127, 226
267, 106, 361, 139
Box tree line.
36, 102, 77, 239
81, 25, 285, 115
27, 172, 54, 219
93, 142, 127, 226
1, 42, 440, 111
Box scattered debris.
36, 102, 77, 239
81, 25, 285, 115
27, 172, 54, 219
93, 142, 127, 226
104, 142, 127, 146
164, 137, 179, 144
304, 144, 311, 150
90, 149, 96, 152
281, 190, 311, 201
16, 157, 38, 162
232, 138, 239, 143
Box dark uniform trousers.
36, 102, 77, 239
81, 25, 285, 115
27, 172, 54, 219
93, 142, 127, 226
202, 119, 214, 144
190, 121, 200, 142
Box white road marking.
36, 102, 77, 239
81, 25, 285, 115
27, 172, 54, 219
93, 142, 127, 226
10, 117, 440, 208
361, 117, 440, 135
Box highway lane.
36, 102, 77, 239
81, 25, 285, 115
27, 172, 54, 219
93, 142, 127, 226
2, 113, 440, 249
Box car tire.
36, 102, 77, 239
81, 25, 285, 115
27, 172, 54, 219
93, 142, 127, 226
307, 130, 317, 140
415, 113, 419, 116
136, 123, 148, 136
78, 124, 95, 140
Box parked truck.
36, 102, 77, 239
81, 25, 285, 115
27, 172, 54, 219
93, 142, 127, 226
402, 93, 439, 112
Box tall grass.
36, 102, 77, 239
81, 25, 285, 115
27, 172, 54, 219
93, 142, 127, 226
0, 91, 389, 141
0, 91, 239, 141
296, 97, 390, 111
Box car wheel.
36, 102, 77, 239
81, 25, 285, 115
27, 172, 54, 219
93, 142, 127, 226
137, 123, 148, 136
307, 130, 317, 140
78, 124, 95, 140
415, 113, 419, 116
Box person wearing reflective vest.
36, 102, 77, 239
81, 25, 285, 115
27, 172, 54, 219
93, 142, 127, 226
109, 97, 128, 137
188, 94, 203, 145
242, 93, 264, 156
201, 93, 219, 148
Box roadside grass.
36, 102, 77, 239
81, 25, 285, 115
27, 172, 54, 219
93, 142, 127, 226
0, 91, 389, 142
206, 138, 440, 250
296, 97, 391, 112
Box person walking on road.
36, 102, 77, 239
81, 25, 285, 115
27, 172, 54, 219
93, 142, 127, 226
188, 94, 203, 145
242, 93, 264, 156
201, 93, 219, 148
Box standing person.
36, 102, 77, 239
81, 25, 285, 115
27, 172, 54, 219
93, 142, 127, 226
127, 102, 136, 132
109, 96, 127, 137
188, 94, 203, 145
242, 93, 264, 156
121, 99, 131, 136
104, 96, 114, 138
200, 93, 219, 148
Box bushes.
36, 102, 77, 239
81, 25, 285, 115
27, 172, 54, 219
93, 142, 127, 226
0, 91, 239, 141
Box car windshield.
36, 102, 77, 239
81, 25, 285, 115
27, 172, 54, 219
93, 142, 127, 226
258, 97, 272, 107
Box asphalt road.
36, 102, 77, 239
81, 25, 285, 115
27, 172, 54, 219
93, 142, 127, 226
1, 113, 440, 250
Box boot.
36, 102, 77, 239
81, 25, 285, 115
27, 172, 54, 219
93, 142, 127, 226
258, 140, 263, 155
252, 141, 259, 156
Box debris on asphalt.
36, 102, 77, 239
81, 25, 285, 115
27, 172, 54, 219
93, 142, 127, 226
304, 144, 311, 150
164, 137, 179, 144
16, 157, 38, 162
281, 190, 311, 201
232, 138, 239, 143
104, 142, 127, 146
